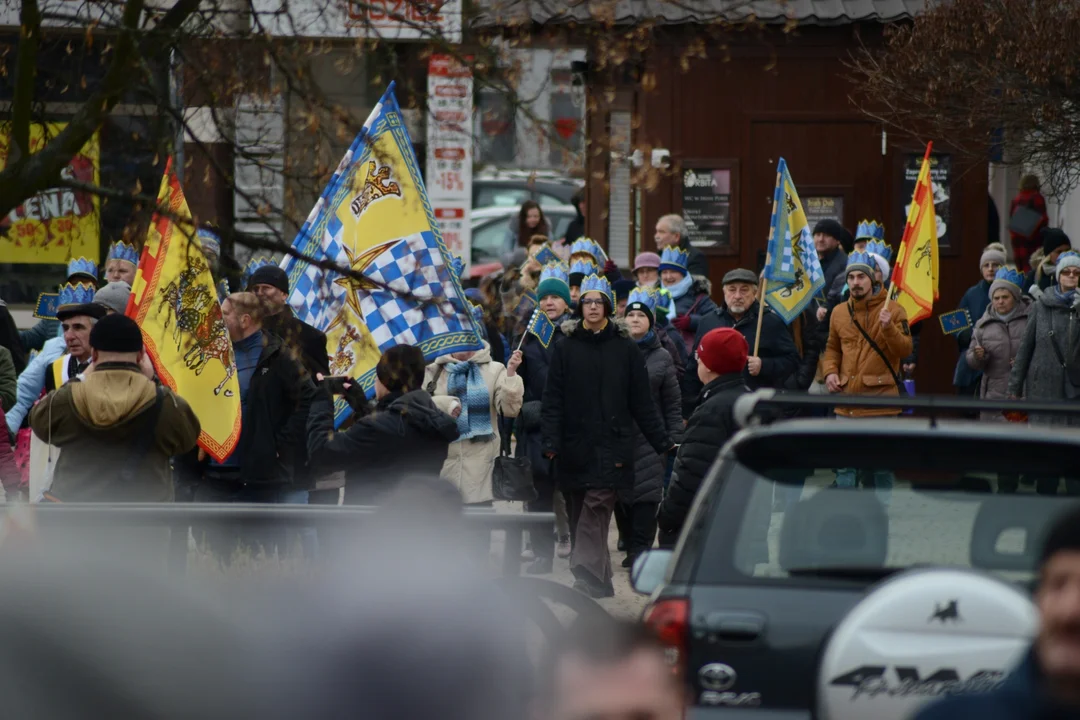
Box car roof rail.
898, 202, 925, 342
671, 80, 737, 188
732, 389, 1080, 429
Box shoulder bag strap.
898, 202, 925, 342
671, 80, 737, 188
849, 303, 905, 393
499, 413, 512, 457
426, 364, 444, 395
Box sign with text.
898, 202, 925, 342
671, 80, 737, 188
0, 122, 100, 264
681, 168, 732, 254
427, 54, 472, 273
803, 195, 845, 231
251, 0, 462, 42
902, 152, 951, 251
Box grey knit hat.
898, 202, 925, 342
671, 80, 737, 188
93, 282, 133, 315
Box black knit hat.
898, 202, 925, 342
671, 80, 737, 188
813, 219, 854, 253
247, 265, 290, 294
625, 301, 654, 328
89, 313, 143, 353
1041, 227, 1071, 256
1039, 504, 1080, 570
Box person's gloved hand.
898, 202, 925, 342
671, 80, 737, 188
603, 259, 618, 276
671, 315, 691, 332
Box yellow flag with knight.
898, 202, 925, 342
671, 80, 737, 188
282, 82, 483, 426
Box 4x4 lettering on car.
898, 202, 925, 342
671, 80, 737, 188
829, 665, 1006, 700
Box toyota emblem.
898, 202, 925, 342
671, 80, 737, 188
699, 663, 737, 691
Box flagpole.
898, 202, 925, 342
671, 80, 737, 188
753, 275, 766, 357
517, 309, 536, 351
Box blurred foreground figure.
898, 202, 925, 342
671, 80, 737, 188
0, 478, 532, 719
542, 620, 685, 720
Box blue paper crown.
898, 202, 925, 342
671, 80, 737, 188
106, 241, 140, 266
993, 264, 1025, 289
569, 239, 599, 260
847, 251, 875, 273
449, 254, 465, 280
584, 238, 608, 264
856, 219, 886, 242
539, 261, 569, 285
579, 273, 613, 305
197, 227, 222, 257
569, 259, 597, 277
58, 281, 97, 307
659, 246, 690, 273
66, 257, 98, 281
242, 256, 277, 286
865, 239, 892, 263
627, 286, 658, 311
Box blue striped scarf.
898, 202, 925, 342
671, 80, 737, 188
446, 360, 493, 441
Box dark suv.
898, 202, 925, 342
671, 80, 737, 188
633, 392, 1080, 718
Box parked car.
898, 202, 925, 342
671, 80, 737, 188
472, 171, 582, 210
633, 390, 1076, 720
469, 205, 577, 278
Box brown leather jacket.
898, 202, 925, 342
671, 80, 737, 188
822, 290, 912, 417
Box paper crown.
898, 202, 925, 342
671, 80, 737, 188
659, 246, 690, 273
993, 264, 1025, 288
856, 219, 886, 242
106, 241, 140, 267
450, 254, 465, 280
242, 256, 278, 286
539, 261, 569, 285
627, 286, 658, 311
58, 281, 97, 308
846, 250, 877, 276
579, 273, 614, 305
569, 259, 597, 278
66, 257, 98, 281
569, 238, 599, 260
866, 239, 892, 263
197, 227, 222, 257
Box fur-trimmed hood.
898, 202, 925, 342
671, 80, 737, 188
560, 317, 631, 338
690, 275, 712, 296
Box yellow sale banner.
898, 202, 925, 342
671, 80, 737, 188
0, 122, 100, 263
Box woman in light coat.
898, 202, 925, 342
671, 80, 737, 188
966, 266, 1031, 422
425, 342, 524, 506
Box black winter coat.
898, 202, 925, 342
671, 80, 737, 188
682, 301, 799, 417
307, 389, 460, 505
658, 373, 746, 536
514, 318, 568, 474
541, 318, 672, 492
684, 243, 710, 279
783, 307, 829, 392
262, 310, 330, 379
656, 325, 687, 381
624, 333, 683, 505
234, 334, 316, 486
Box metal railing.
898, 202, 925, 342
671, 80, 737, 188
28, 504, 556, 578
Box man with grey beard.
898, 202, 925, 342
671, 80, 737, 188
681, 268, 799, 417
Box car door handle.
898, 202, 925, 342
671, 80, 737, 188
700, 611, 765, 640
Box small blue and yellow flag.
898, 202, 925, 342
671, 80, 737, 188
938, 309, 971, 336
533, 243, 559, 266
763, 158, 826, 324
527, 308, 556, 348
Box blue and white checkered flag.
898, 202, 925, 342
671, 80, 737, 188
280, 82, 483, 427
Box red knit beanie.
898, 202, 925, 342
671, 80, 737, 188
697, 328, 748, 375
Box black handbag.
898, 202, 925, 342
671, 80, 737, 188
1009, 199, 1044, 239
492, 414, 536, 502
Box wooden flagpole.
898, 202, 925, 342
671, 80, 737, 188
752, 275, 766, 357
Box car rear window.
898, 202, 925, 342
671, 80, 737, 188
691, 429, 1080, 588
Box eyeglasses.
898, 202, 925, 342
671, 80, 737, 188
580, 298, 606, 307
1062, 269, 1080, 278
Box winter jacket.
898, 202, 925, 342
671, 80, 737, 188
913, 648, 1068, 720
29, 363, 200, 501
784, 308, 828, 392
682, 242, 710, 279
19, 318, 59, 353
821, 291, 912, 417
541, 318, 671, 493
515, 318, 568, 474
670, 278, 718, 349
1009, 189, 1048, 272
0, 301, 27, 375
657, 373, 745, 536
564, 207, 585, 245
656, 325, 687, 382
683, 301, 799, 417
6, 335, 66, 434
624, 333, 683, 505
820, 247, 849, 295
966, 300, 1032, 421
0, 345, 15, 413
424, 345, 524, 504
0, 406, 18, 495
307, 388, 460, 505
1008, 285, 1080, 426
261, 310, 330, 379
953, 279, 992, 388
1023, 248, 1056, 295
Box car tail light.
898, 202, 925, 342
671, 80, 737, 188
644, 597, 690, 671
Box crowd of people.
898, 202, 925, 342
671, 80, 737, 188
0, 191, 1077, 572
